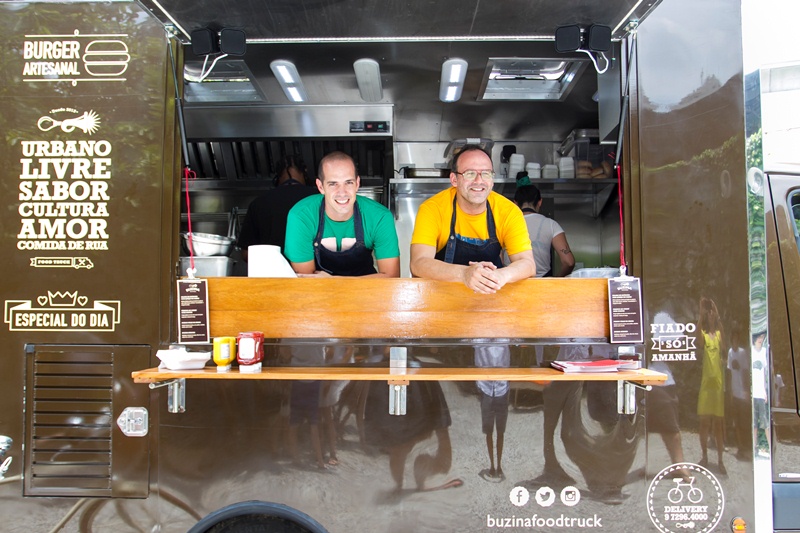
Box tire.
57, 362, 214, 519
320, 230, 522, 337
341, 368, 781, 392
187, 501, 328, 533
688, 487, 703, 504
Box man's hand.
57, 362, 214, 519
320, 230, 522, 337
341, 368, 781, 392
296, 270, 333, 278
464, 261, 508, 294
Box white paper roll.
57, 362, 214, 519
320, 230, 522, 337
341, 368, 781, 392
247, 245, 297, 278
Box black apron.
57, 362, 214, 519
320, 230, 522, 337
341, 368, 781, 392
434, 195, 504, 267
313, 200, 377, 276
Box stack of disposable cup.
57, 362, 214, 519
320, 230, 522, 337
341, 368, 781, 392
248, 245, 297, 277
558, 157, 575, 179
542, 164, 559, 179
509, 153, 525, 180
526, 162, 541, 179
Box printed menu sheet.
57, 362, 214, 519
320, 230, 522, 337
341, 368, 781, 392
176, 278, 210, 344
608, 277, 644, 344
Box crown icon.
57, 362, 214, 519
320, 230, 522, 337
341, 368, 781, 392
48, 291, 78, 307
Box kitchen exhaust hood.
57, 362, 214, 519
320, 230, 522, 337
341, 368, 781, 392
478, 57, 588, 101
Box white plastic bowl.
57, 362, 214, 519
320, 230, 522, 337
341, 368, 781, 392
156, 348, 211, 370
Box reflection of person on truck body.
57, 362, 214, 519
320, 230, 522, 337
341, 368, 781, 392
647, 362, 691, 477
409, 145, 535, 292
647, 312, 690, 477
507, 184, 575, 277
362, 349, 459, 495
475, 345, 510, 482
697, 297, 727, 475
752, 331, 769, 454
285, 151, 400, 277
727, 326, 751, 460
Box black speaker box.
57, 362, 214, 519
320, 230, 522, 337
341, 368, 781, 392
220, 29, 247, 56
555, 25, 582, 53
586, 25, 612, 52
191, 27, 218, 56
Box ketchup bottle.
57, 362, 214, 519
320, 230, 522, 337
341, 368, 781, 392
237, 332, 264, 373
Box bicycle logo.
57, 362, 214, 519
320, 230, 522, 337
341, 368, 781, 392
667, 477, 703, 504
648, 463, 723, 533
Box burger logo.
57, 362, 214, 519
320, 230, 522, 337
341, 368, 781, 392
83, 40, 130, 77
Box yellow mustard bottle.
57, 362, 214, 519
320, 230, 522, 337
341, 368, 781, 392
213, 337, 236, 372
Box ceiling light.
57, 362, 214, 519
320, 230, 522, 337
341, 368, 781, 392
440, 58, 468, 102
269, 59, 307, 102
353, 58, 383, 102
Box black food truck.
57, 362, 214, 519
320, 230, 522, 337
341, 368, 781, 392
1, 0, 799, 532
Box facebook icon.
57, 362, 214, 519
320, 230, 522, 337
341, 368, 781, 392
509, 486, 530, 507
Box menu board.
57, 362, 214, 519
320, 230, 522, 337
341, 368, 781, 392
608, 277, 644, 344
176, 279, 210, 344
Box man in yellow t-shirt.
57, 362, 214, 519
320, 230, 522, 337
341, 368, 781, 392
410, 145, 535, 293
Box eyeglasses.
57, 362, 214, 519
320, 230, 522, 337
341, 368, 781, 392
454, 169, 495, 181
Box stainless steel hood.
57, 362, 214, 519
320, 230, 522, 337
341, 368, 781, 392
183, 104, 393, 138
180, 40, 606, 143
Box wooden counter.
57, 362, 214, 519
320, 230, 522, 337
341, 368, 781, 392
204, 277, 610, 340
149, 277, 662, 413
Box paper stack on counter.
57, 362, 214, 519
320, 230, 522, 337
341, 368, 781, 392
248, 245, 297, 277
550, 359, 639, 373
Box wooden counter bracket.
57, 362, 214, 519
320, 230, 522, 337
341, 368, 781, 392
389, 347, 408, 415
148, 378, 185, 414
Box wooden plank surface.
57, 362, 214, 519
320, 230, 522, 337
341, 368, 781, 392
205, 277, 609, 340
132, 366, 667, 386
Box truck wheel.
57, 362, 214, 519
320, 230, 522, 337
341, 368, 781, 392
187, 501, 328, 533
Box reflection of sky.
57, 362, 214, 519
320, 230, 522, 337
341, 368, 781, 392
742, 0, 800, 74
638, 0, 742, 110
638, 0, 800, 110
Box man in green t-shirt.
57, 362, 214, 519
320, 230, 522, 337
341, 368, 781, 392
285, 151, 400, 277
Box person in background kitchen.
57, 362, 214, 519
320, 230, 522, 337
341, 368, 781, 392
285, 150, 400, 277
237, 154, 316, 260
409, 145, 535, 292
510, 184, 575, 277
